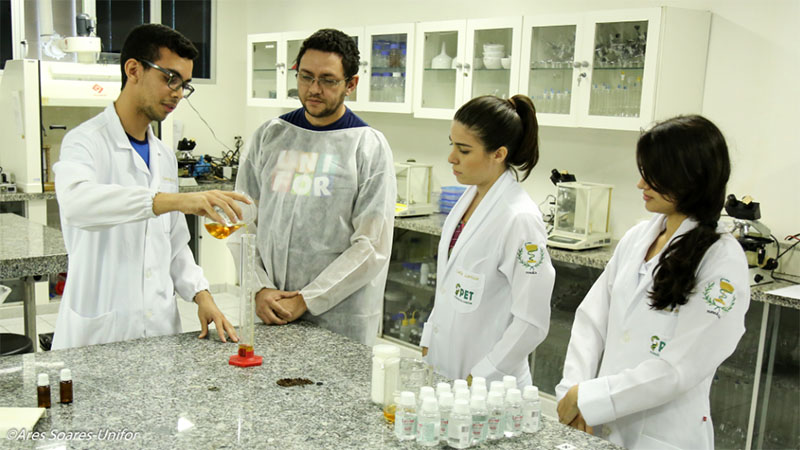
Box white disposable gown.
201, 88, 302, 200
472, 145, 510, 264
420, 171, 554, 387
556, 215, 750, 450
52, 105, 208, 350
233, 112, 395, 345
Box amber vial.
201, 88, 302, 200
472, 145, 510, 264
37, 373, 51, 408
60, 368, 73, 404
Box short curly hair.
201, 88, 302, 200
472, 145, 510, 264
120, 24, 198, 90
295, 29, 360, 79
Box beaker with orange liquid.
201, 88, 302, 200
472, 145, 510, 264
204, 193, 257, 239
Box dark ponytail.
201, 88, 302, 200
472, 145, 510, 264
636, 115, 731, 310
453, 94, 539, 181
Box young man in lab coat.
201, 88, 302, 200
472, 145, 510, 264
52, 24, 245, 350
233, 29, 395, 345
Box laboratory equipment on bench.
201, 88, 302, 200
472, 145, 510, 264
724, 194, 778, 286
204, 193, 257, 239
229, 233, 263, 367
547, 181, 613, 250
395, 161, 435, 217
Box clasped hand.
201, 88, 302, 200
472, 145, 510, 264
255, 288, 307, 325
557, 384, 594, 435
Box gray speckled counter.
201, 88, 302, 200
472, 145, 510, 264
0, 322, 622, 449
394, 214, 800, 310
0, 182, 236, 203
0, 213, 67, 279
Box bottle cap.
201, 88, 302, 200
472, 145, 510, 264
487, 390, 504, 406
372, 344, 400, 358
453, 398, 470, 414
523, 385, 539, 400
454, 388, 470, 403
471, 376, 486, 390
419, 386, 435, 399
503, 375, 517, 390
489, 380, 505, 392
438, 391, 454, 407
505, 388, 522, 403
399, 391, 416, 406
453, 379, 468, 391
422, 397, 439, 412
60, 368, 72, 382
469, 396, 486, 410
37, 373, 49, 386
471, 385, 488, 402
436, 382, 451, 396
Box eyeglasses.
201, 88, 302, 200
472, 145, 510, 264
139, 59, 195, 98
295, 73, 348, 89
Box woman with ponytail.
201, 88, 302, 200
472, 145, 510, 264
420, 95, 554, 388
556, 115, 749, 449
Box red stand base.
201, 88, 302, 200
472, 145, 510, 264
229, 354, 263, 367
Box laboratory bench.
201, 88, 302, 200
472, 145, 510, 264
0, 321, 622, 450
0, 181, 235, 203
390, 214, 800, 450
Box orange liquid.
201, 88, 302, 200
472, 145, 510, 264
205, 223, 243, 239
383, 404, 396, 423
238, 344, 254, 358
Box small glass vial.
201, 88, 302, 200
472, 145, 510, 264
503, 375, 517, 391
447, 399, 472, 449
438, 392, 454, 442
416, 397, 440, 446
59, 368, 73, 404
470, 395, 488, 445
486, 390, 505, 440
504, 388, 523, 438
37, 373, 51, 408
522, 385, 541, 433
394, 391, 417, 441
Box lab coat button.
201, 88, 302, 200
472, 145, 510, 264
622, 331, 630, 343
145, 269, 152, 279
145, 310, 153, 319
433, 325, 438, 334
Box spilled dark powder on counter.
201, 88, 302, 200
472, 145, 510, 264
277, 377, 314, 387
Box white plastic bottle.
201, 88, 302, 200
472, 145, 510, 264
486, 390, 505, 441
470, 396, 488, 445
454, 379, 469, 392
454, 388, 471, 404
436, 382, 451, 398
418, 386, 435, 409
489, 380, 505, 398
417, 397, 441, 446
447, 399, 472, 449
471, 376, 486, 393
504, 388, 523, 438
522, 385, 541, 433
370, 344, 400, 404
394, 391, 417, 441
438, 392, 454, 442
471, 385, 488, 403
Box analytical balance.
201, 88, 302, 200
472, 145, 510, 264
547, 181, 613, 250
395, 161, 435, 217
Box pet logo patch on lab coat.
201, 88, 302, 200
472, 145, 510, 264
516, 241, 545, 274
649, 335, 667, 357
703, 277, 736, 318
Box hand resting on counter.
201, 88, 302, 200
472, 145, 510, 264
255, 288, 305, 325
194, 290, 239, 343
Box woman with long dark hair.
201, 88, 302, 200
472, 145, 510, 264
556, 115, 749, 449
420, 95, 554, 387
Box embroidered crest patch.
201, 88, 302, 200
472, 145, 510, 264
703, 278, 736, 318
516, 242, 545, 271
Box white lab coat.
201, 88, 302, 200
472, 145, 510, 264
233, 112, 395, 345
556, 215, 750, 450
52, 104, 208, 350
420, 171, 554, 387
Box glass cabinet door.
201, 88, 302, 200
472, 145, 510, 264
368, 33, 409, 104
587, 20, 648, 118
526, 25, 577, 115
250, 36, 279, 101
413, 20, 465, 120
468, 27, 514, 99
283, 36, 305, 106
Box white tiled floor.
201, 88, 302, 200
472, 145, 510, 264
0, 292, 241, 346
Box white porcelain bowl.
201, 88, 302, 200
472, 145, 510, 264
483, 43, 505, 52
483, 50, 505, 58
483, 56, 502, 70
500, 57, 511, 69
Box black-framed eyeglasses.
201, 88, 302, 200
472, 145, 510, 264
295, 72, 348, 89
139, 59, 195, 98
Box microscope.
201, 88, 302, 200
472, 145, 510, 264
724, 194, 778, 285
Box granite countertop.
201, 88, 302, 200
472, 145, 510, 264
0, 321, 622, 449
0, 181, 236, 202
0, 213, 67, 279
394, 214, 800, 310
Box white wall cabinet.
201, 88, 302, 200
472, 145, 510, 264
520, 8, 711, 130
247, 25, 415, 113
412, 17, 522, 120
